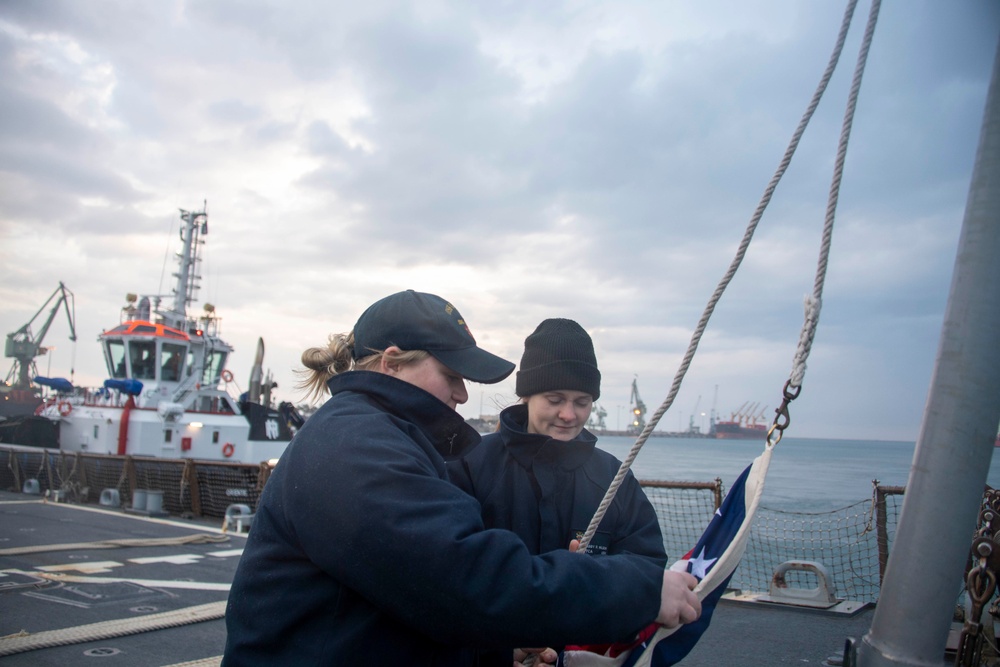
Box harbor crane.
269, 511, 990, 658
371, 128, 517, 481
710, 384, 719, 434
4, 282, 77, 389
688, 395, 702, 434
753, 404, 768, 425
628, 377, 646, 434
588, 403, 607, 431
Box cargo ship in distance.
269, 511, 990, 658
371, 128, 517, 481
710, 401, 769, 440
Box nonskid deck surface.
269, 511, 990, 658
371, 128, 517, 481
0, 490, 239, 666
0, 489, 874, 667
683, 601, 872, 666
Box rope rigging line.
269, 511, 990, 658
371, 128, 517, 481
790, 0, 881, 391
576, 0, 881, 553
0, 533, 229, 557
0, 601, 227, 657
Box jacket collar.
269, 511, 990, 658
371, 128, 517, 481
327, 370, 481, 458
498, 403, 597, 470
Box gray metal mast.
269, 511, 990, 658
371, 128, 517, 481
856, 34, 1000, 667
164, 207, 207, 331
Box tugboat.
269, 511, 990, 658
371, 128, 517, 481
35, 205, 300, 463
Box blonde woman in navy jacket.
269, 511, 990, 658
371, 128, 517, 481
223, 294, 698, 667
451, 319, 669, 664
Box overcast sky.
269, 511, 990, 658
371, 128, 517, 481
1, 1, 997, 441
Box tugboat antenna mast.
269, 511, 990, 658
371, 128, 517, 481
167, 207, 207, 330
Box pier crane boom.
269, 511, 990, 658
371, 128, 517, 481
710, 385, 719, 434
628, 377, 646, 434
688, 395, 702, 434
4, 282, 77, 389
588, 403, 607, 431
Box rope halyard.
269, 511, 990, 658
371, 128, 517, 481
769, 0, 882, 449
576, 0, 881, 553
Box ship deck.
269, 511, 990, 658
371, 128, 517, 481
0, 489, 238, 666
0, 489, 884, 666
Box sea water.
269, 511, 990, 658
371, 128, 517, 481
595, 435, 1000, 513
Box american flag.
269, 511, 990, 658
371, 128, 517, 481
560, 445, 772, 667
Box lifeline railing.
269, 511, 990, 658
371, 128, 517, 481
1, 444, 903, 603
1, 445, 272, 520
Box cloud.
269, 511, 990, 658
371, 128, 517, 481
1, 0, 997, 443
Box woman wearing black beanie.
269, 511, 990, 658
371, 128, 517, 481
451, 318, 671, 666
227, 296, 697, 667
514, 319, 603, 440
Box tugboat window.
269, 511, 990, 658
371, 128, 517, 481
107, 341, 127, 379
202, 350, 228, 385
164, 430, 172, 443
213, 431, 220, 444
161, 343, 187, 382
130, 341, 157, 380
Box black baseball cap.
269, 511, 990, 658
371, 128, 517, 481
353, 290, 515, 384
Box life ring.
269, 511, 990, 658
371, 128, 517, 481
222, 442, 235, 458
58, 401, 73, 417
221, 370, 234, 383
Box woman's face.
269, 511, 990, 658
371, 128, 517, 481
525, 390, 594, 441
388, 354, 469, 410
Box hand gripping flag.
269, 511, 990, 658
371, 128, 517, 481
560, 445, 773, 667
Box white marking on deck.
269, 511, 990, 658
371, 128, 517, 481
36, 561, 123, 574
128, 554, 205, 565
207, 549, 243, 558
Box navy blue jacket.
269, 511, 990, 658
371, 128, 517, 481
223, 372, 664, 666
451, 404, 667, 564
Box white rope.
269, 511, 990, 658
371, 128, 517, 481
0, 601, 227, 657
577, 0, 881, 552
791, 0, 882, 389
26, 571, 233, 591
0, 533, 229, 556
